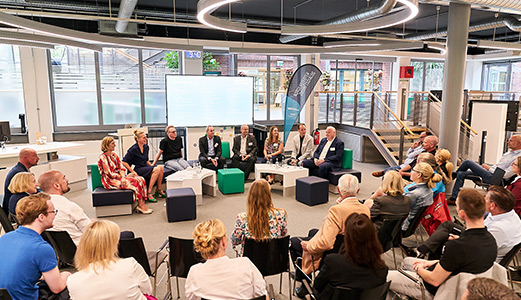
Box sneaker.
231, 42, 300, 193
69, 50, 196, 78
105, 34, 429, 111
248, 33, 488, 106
447, 198, 456, 206
372, 171, 384, 177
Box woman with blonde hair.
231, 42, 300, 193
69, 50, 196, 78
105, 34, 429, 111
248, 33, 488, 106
123, 130, 165, 203
402, 162, 442, 231
231, 179, 287, 256
417, 152, 447, 198
98, 136, 152, 214
67, 220, 152, 300
435, 148, 453, 184
263, 126, 284, 184
186, 219, 266, 300
364, 171, 411, 231
7, 172, 38, 215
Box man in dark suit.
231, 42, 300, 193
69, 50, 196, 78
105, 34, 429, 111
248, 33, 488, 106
198, 125, 225, 171
2, 148, 39, 214
231, 124, 257, 180
302, 126, 344, 179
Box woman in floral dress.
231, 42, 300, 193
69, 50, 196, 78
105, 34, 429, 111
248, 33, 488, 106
263, 126, 284, 184
231, 179, 287, 256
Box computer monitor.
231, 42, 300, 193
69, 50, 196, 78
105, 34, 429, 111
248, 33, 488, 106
0, 121, 11, 143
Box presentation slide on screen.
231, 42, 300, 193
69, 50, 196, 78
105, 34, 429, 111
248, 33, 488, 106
166, 76, 253, 127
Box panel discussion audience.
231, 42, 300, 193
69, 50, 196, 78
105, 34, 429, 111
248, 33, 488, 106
416, 152, 447, 198
67, 220, 152, 300
435, 148, 453, 184
449, 134, 521, 204
123, 129, 165, 203
364, 170, 411, 231
0, 193, 70, 300
506, 155, 521, 216
231, 179, 287, 256
313, 213, 389, 300
387, 189, 498, 299
290, 174, 369, 298
462, 278, 520, 300
153, 125, 190, 172
2, 148, 39, 215
231, 124, 258, 180
186, 219, 266, 300
7, 172, 38, 215
302, 126, 344, 179
99, 136, 152, 214
412, 186, 521, 262
198, 125, 225, 171
288, 123, 314, 166
263, 126, 284, 184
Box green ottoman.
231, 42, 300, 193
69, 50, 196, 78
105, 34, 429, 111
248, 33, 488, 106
342, 149, 353, 169
218, 168, 244, 194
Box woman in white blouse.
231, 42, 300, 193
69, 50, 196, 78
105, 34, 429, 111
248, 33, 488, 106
185, 219, 267, 300
67, 220, 152, 300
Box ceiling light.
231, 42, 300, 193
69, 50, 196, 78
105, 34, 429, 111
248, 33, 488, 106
323, 40, 382, 48
0, 30, 102, 52
476, 40, 521, 51
197, 0, 247, 33
427, 42, 447, 55
0, 38, 54, 49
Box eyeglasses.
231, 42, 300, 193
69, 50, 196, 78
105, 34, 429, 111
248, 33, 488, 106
512, 163, 519, 166
47, 209, 58, 215
411, 168, 419, 173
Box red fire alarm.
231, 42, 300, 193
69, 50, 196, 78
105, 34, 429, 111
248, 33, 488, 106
400, 66, 414, 79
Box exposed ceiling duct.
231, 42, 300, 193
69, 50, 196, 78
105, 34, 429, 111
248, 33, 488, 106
115, 0, 138, 33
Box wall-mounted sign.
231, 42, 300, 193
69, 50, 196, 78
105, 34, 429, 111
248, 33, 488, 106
185, 51, 202, 59
399, 66, 414, 79
277, 60, 284, 67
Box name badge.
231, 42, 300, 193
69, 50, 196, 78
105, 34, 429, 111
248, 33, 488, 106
214, 143, 219, 147
330, 147, 336, 151
248, 142, 253, 146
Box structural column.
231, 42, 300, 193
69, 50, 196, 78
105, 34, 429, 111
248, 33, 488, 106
439, 2, 471, 167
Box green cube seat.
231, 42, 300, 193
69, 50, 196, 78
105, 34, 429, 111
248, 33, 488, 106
218, 168, 244, 194
341, 149, 353, 169
222, 141, 231, 159
89, 164, 103, 189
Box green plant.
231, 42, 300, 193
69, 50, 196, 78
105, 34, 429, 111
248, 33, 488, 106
163, 51, 179, 69
202, 52, 220, 71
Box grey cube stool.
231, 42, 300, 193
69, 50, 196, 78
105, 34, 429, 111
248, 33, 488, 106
166, 188, 196, 222
296, 176, 329, 206
92, 188, 135, 217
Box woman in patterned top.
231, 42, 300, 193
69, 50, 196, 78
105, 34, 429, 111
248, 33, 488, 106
98, 136, 152, 214
231, 179, 287, 256
263, 126, 284, 184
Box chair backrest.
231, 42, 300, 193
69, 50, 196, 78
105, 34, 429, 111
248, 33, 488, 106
0, 208, 14, 233
499, 242, 521, 267
341, 149, 353, 169
490, 167, 506, 186
221, 141, 230, 159
0, 289, 13, 300
378, 218, 403, 252
118, 237, 152, 276
320, 234, 344, 269
43, 230, 77, 267
402, 205, 429, 238
90, 164, 103, 190
330, 281, 390, 300
243, 236, 290, 277
168, 236, 203, 278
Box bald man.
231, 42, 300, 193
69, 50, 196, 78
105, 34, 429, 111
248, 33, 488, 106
302, 126, 344, 179
231, 124, 257, 180
2, 148, 39, 214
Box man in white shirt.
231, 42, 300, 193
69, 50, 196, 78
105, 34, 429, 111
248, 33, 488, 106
231, 124, 258, 180
289, 123, 314, 166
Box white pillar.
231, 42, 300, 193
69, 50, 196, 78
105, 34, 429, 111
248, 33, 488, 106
180, 51, 203, 75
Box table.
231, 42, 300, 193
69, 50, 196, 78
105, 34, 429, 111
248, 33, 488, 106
254, 164, 309, 197
166, 168, 217, 205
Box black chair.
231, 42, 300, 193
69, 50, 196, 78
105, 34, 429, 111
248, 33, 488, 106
167, 237, 204, 299
243, 236, 291, 300
118, 237, 168, 297
42, 230, 77, 268
499, 242, 521, 289
396, 205, 429, 256
470, 167, 506, 189
0, 289, 13, 300
302, 280, 391, 300
378, 218, 404, 269
0, 208, 14, 233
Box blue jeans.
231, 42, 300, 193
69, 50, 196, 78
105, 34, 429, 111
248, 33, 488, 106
384, 166, 401, 173
451, 160, 493, 199
165, 158, 189, 172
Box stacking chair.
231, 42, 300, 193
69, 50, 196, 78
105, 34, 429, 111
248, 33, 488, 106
42, 230, 77, 268
166, 236, 204, 299
243, 236, 291, 300
499, 242, 521, 289
0, 208, 14, 233
302, 280, 391, 300
0, 289, 13, 300
378, 218, 404, 269
118, 237, 169, 297
397, 205, 430, 251
470, 167, 505, 189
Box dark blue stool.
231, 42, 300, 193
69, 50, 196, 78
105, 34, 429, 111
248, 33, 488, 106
296, 176, 329, 206
92, 187, 134, 217
166, 188, 196, 222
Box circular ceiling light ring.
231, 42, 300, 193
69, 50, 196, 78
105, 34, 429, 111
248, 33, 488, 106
197, 0, 247, 33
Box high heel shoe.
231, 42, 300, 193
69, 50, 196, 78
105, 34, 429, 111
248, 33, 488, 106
136, 207, 153, 214
147, 194, 158, 203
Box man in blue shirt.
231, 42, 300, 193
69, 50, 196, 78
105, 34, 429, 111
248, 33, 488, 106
2, 148, 39, 214
0, 193, 70, 300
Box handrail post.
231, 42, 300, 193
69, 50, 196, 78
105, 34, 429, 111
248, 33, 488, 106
339, 93, 343, 124
384, 92, 389, 122
413, 93, 420, 126
399, 127, 405, 165
426, 94, 431, 130
333, 93, 337, 123
353, 93, 358, 126
370, 93, 375, 129
326, 93, 330, 123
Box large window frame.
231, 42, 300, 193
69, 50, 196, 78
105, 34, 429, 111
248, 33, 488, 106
410, 59, 445, 92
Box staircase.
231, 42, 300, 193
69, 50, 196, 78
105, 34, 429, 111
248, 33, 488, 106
373, 126, 427, 165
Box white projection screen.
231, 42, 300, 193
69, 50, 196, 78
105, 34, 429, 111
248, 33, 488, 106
166, 75, 253, 127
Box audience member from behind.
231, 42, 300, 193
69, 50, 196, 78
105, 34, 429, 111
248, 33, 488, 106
2, 148, 39, 214
231, 179, 287, 256
7, 172, 38, 215
289, 123, 314, 166
198, 125, 225, 171
417, 152, 446, 198
313, 214, 388, 300
364, 171, 410, 231
462, 278, 520, 300
263, 126, 284, 184
0, 193, 70, 300
186, 219, 266, 300
231, 124, 258, 180
153, 125, 190, 172
506, 155, 521, 216
302, 126, 344, 179
98, 136, 152, 214
124, 129, 165, 202
67, 220, 152, 300
435, 148, 453, 184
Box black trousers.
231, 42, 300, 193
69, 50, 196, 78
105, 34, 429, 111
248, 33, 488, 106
231, 154, 256, 179
289, 229, 319, 282
199, 156, 225, 171
419, 221, 465, 259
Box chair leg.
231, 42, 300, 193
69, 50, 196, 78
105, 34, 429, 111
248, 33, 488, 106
176, 277, 180, 299
279, 273, 282, 294
392, 247, 397, 270
153, 275, 157, 297
288, 271, 292, 300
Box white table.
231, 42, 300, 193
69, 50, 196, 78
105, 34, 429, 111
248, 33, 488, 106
166, 168, 217, 205
254, 164, 309, 197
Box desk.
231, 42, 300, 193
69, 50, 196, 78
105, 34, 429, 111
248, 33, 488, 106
166, 168, 217, 205
254, 164, 308, 197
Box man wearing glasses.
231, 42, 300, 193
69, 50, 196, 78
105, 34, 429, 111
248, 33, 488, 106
0, 193, 70, 300
153, 125, 189, 172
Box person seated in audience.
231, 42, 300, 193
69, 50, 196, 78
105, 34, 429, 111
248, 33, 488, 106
231, 124, 258, 180
416, 152, 446, 198
364, 171, 410, 231
2, 148, 39, 215
372, 131, 428, 177
401, 162, 442, 232
290, 174, 369, 298
0, 193, 70, 300
153, 125, 190, 173
7, 172, 38, 215
186, 219, 266, 300
67, 220, 152, 300
231, 179, 287, 256
123, 129, 165, 203
98, 136, 152, 214
313, 213, 388, 300
435, 148, 453, 184
288, 123, 314, 166
198, 125, 225, 171
412, 186, 521, 262
449, 134, 521, 203
506, 156, 521, 216
396, 135, 438, 180
387, 189, 498, 299
462, 278, 520, 300
302, 126, 344, 179
263, 126, 284, 184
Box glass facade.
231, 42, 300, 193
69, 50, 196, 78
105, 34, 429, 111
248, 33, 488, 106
410, 60, 445, 91
0, 45, 25, 128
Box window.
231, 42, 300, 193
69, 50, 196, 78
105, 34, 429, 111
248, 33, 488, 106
0, 45, 25, 129
269, 56, 299, 120
483, 63, 509, 92
238, 54, 268, 121
410, 60, 445, 91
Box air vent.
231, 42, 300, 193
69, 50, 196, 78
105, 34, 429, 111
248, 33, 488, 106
98, 20, 138, 37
